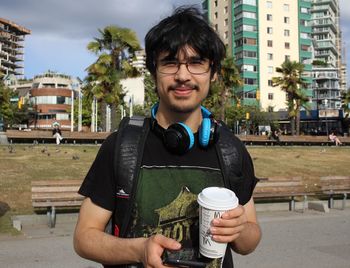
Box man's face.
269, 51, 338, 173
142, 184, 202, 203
155, 46, 215, 114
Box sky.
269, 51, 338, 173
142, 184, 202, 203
1, 0, 350, 85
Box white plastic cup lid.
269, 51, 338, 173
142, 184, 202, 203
197, 187, 238, 210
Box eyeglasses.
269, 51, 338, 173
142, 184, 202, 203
157, 59, 211, 75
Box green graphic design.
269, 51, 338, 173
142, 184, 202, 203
129, 166, 224, 267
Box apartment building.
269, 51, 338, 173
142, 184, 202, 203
0, 18, 31, 77
203, 0, 313, 112
28, 71, 81, 130
204, 0, 348, 133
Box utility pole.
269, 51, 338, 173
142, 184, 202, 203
78, 89, 82, 132
70, 90, 74, 132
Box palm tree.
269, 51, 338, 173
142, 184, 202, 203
87, 25, 141, 131
217, 56, 243, 121
341, 90, 350, 134
272, 60, 308, 135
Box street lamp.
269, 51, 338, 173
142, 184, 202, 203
324, 99, 328, 136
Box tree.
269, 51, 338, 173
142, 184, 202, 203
216, 56, 243, 121
341, 90, 350, 134
143, 73, 158, 116
87, 25, 141, 131
272, 60, 308, 135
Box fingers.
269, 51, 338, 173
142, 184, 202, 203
152, 234, 182, 251
143, 235, 181, 268
210, 206, 247, 243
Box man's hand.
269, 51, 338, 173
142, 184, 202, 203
209, 205, 247, 243
209, 198, 261, 255
141, 234, 181, 268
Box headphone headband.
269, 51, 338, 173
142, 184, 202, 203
150, 103, 219, 154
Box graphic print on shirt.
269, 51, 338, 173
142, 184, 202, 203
128, 166, 224, 267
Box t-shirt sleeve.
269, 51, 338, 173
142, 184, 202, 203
78, 132, 118, 211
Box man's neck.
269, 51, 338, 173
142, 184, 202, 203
155, 105, 202, 133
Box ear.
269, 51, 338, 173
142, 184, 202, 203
211, 72, 218, 82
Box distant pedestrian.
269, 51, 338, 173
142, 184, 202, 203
52, 124, 63, 145
329, 131, 342, 146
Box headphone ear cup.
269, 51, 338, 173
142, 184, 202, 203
199, 118, 211, 148
164, 123, 194, 154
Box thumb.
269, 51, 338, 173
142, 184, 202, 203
154, 234, 181, 250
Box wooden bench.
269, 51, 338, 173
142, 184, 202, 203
320, 176, 350, 209
253, 177, 310, 211
31, 180, 84, 227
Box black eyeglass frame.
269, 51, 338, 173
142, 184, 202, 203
156, 59, 212, 75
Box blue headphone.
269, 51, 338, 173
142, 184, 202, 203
151, 103, 220, 155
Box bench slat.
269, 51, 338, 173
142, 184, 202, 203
31, 180, 82, 186
32, 200, 83, 208
32, 186, 80, 193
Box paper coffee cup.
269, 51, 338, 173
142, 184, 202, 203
197, 187, 239, 258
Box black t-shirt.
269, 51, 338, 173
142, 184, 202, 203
79, 128, 257, 268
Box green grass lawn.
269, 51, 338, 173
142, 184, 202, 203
0, 143, 349, 234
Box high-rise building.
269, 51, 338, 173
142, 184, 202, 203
311, 0, 344, 132
0, 18, 31, 77
203, 0, 347, 133
203, 0, 313, 112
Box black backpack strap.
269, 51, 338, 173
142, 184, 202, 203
215, 122, 243, 189
113, 116, 151, 238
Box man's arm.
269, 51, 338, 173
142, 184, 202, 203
210, 197, 261, 255
74, 198, 181, 266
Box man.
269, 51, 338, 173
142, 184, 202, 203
74, 7, 261, 267
52, 124, 63, 145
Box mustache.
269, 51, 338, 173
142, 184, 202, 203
168, 83, 199, 91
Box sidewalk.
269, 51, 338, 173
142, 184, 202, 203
1, 206, 350, 268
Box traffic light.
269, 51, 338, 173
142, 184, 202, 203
18, 97, 24, 109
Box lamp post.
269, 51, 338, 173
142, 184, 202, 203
324, 99, 329, 137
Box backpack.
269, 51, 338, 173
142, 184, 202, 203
109, 116, 245, 238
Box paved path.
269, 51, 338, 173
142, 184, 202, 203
1, 207, 350, 268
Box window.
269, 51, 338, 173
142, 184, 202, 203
244, 78, 257, 85
268, 93, 274, 100
243, 11, 256, 19
267, 53, 273, 60
285, 42, 290, 49
300, 32, 310, 39
268, 66, 274, 74
285, 55, 290, 61
267, 27, 273, 34
266, 1, 272, 8
267, 14, 272, 21
224, 6, 228, 14
301, 45, 309, 51
215, 24, 218, 31
242, 64, 257, 72
284, 17, 290, 24
224, 31, 228, 39
301, 7, 309, 14
283, 4, 289, 12
284, 29, 290, 36
224, 19, 228, 26
214, 0, 218, 7
268, 106, 274, 112
214, 12, 218, 19
268, 80, 273, 86
267, 40, 273, 47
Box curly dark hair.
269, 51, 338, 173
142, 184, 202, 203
145, 6, 226, 77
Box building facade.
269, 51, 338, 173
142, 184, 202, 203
203, 0, 313, 112
28, 71, 80, 130
203, 0, 347, 133
0, 18, 31, 77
